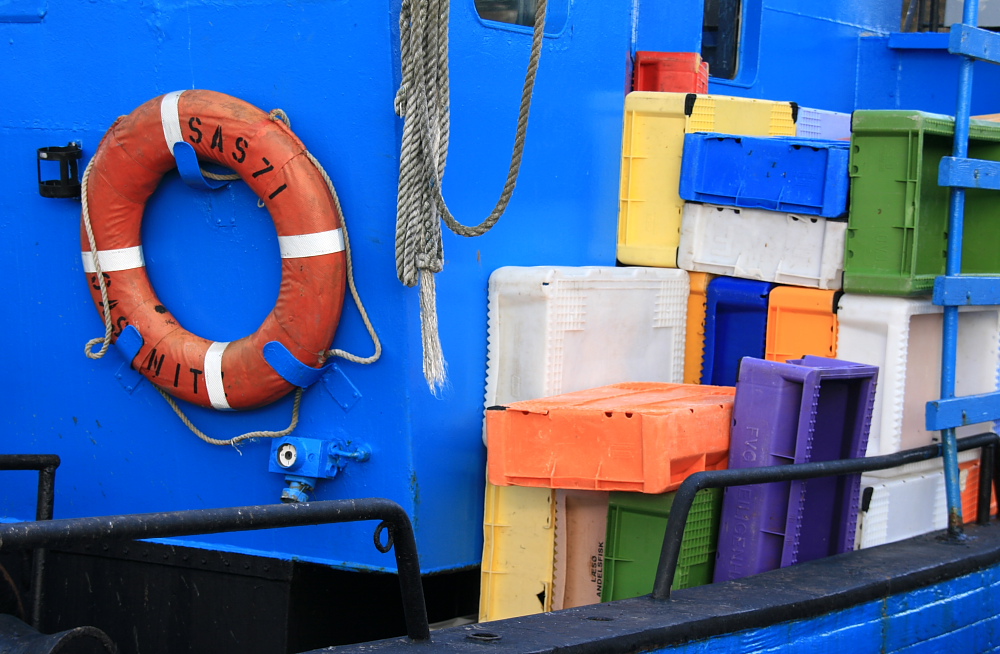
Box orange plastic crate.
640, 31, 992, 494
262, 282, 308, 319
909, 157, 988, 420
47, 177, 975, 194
961, 458, 999, 523
764, 287, 838, 363
486, 383, 735, 493
684, 272, 715, 384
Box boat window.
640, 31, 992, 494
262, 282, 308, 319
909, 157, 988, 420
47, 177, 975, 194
702, 0, 741, 80
475, 0, 537, 27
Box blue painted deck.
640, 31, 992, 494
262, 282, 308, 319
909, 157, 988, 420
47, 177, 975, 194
320, 522, 1000, 652
667, 564, 1000, 652
0, 0, 631, 573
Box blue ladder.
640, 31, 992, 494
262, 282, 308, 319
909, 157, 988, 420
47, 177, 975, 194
928, 1, 1000, 538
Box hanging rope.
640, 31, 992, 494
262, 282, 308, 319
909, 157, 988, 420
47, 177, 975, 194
394, 0, 547, 392
157, 386, 303, 447
81, 109, 380, 446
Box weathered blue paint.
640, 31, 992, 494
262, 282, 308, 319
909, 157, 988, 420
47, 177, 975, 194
5, 0, 1000, 579
653, 562, 1000, 653
933, 274, 1000, 307
709, 0, 899, 110
856, 33, 1000, 114
633, 1, 703, 54
938, 155, 1000, 191
949, 22, 1000, 65
0, 0, 45, 23
0, 0, 630, 572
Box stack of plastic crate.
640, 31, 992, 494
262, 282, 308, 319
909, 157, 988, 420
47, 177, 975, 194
677, 130, 852, 385
615, 91, 852, 386
480, 266, 702, 621
840, 110, 1000, 546
480, 260, 754, 619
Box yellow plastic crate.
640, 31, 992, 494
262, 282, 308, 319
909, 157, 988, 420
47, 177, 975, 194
479, 484, 555, 622
617, 92, 797, 267
684, 272, 715, 384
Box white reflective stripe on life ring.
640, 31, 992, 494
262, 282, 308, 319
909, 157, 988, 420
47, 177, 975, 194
204, 341, 232, 411
278, 228, 345, 259
81, 246, 146, 274
160, 90, 186, 149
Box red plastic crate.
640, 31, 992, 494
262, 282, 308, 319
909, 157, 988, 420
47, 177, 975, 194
486, 383, 735, 493
633, 52, 709, 93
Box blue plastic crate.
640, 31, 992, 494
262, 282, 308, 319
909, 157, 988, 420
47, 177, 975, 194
702, 277, 774, 386
679, 134, 850, 218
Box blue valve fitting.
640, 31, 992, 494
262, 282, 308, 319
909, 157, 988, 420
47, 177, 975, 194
280, 475, 316, 504
268, 437, 371, 503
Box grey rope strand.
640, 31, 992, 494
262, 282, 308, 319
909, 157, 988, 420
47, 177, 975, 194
439, 0, 546, 236
158, 387, 303, 447
201, 169, 240, 181
307, 151, 383, 364
81, 156, 115, 360
394, 0, 546, 391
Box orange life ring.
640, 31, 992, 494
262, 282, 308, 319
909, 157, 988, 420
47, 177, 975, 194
81, 90, 346, 410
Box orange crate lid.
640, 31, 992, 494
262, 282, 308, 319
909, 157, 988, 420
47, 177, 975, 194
486, 383, 735, 493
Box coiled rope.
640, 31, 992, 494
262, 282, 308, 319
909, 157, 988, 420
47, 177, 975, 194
82, 109, 380, 446
394, 0, 547, 392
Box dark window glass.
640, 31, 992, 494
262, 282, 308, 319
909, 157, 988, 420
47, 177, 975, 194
702, 0, 741, 79
475, 0, 537, 27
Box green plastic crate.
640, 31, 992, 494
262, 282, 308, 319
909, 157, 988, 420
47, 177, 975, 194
601, 488, 722, 601
845, 110, 1000, 296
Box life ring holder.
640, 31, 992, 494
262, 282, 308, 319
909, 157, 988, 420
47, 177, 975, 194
81, 91, 380, 438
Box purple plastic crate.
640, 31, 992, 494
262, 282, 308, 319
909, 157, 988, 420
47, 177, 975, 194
714, 355, 878, 582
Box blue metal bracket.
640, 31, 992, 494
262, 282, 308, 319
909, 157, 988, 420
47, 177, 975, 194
933, 275, 1000, 306
939, 156, 1000, 190
171, 142, 230, 191
324, 365, 362, 412
114, 325, 144, 394
887, 32, 950, 50
262, 341, 362, 412
262, 341, 332, 388
927, 390, 1000, 431
0, 1, 46, 23
949, 23, 1000, 65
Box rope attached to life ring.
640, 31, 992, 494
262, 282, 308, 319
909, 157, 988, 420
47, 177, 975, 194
82, 108, 380, 446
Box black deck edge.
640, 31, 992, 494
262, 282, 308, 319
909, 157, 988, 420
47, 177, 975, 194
307, 521, 1000, 652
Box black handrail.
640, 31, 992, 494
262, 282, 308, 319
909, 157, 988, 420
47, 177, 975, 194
653, 432, 1000, 600
0, 498, 431, 641
0, 454, 60, 629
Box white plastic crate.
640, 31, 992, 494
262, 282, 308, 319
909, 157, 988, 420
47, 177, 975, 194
796, 107, 852, 140
677, 203, 846, 289
856, 453, 977, 549
484, 266, 689, 413
835, 295, 1000, 473
856, 471, 946, 549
